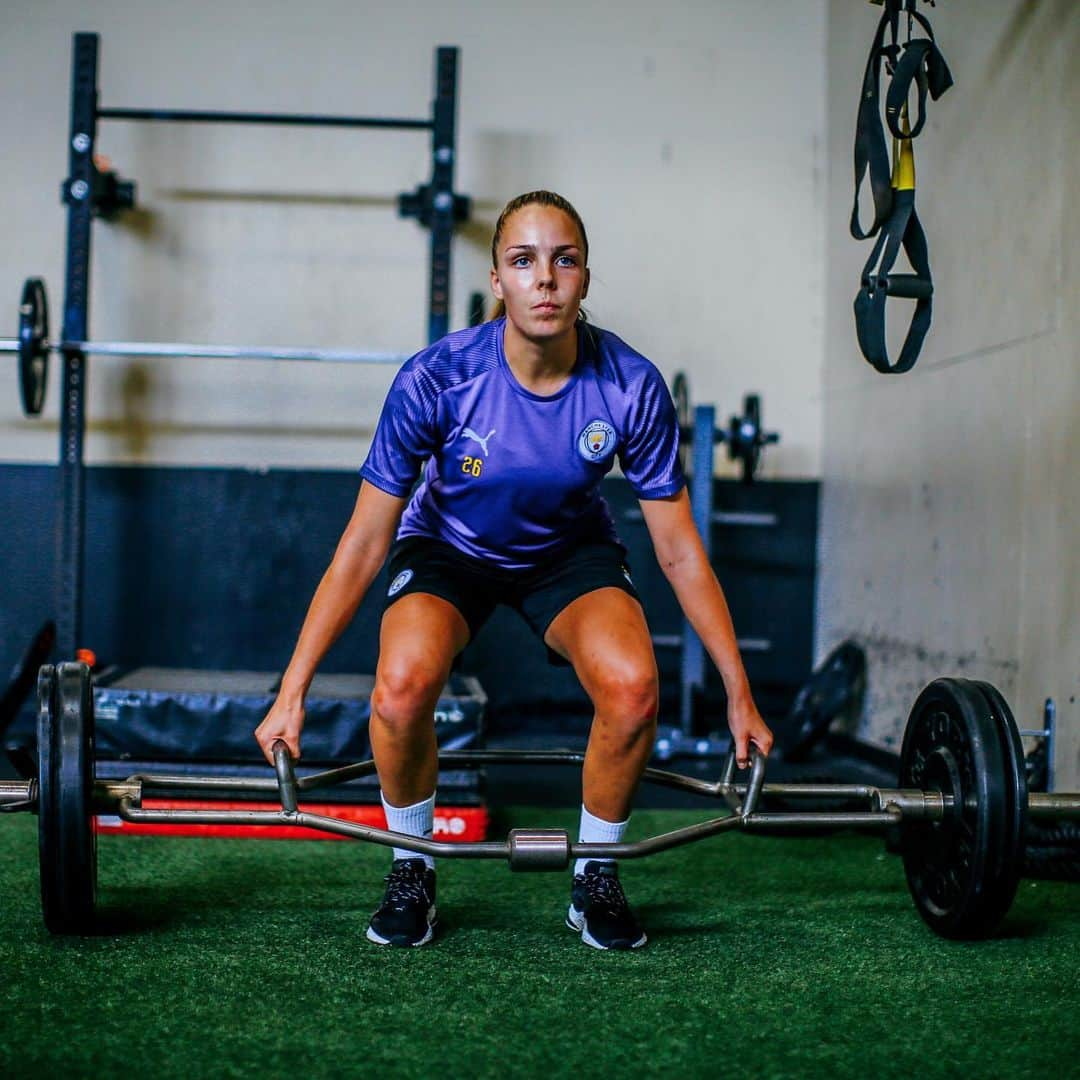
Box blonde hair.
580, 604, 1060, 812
489, 190, 589, 321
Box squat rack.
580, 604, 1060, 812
55, 32, 466, 662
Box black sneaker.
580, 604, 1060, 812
366, 858, 438, 947
566, 861, 647, 950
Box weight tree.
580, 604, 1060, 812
53, 32, 468, 662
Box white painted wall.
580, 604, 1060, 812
0, 0, 826, 476
818, 1, 1079, 788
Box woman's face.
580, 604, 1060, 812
491, 205, 589, 342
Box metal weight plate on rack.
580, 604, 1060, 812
18, 277, 50, 417
37, 661, 97, 933
729, 394, 762, 484
899, 677, 1024, 939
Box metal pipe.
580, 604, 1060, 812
294, 759, 380, 789
576, 816, 743, 859
127, 772, 280, 793
97, 107, 432, 131
68, 341, 409, 364
118, 798, 508, 857
127, 757, 380, 794
1029, 792, 1080, 819
0, 780, 33, 803
116, 795, 904, 867
121, 764, 899, 813
743, 810, 901, 830
623, 508, 779, 528
651, 633, 771, 652
0, 338, 409, 365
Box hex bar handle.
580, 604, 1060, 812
272, 741, 298, 814
742, 749, 767, 819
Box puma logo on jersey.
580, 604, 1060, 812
462, 427, 496, 457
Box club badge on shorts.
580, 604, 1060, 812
577, 419, 616, 462
388, 569, 414, 597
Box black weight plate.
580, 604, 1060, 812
732, 393, 762, 483
970, 679, 1027, 921
18, 277, 49, 417
899, 678, 1011, 939
782, 640, 867, 763
37, 661, 97, 933
671, 371, 690, 473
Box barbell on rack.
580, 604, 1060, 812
5, 277, 412, 417
670, 370, 780, 483
3, 661, 1077, 939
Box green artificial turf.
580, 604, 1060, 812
1, 808, 1077, 1079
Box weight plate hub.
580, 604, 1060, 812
18, 277, 49, 417
37, 662, 97, 933
730, 394, 762, 485
900, 677, 1025, 940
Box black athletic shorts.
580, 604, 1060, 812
382, 536, 641, 667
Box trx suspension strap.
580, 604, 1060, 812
851, 0, 953, 374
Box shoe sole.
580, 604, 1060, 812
566, 904, 647, 951
366, 906, 438, 947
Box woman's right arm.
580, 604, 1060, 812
254, 481, 409, 763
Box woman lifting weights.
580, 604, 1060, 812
255, 190, 773, 949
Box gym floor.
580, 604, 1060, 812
1, 810, 1076, 1078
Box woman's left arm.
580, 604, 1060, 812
639, 488, 774, 767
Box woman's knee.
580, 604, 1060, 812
372, 660, 446, 732
591, 665, 659, 738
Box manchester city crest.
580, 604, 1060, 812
577, 419, 616, 462
388, 569, 414, 597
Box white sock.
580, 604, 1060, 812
381, 791, 435, 870
574, 804, 628, 876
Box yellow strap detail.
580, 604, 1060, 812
891, 104, 915, 191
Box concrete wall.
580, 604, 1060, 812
0, 0, 826, 476
818, 1, 1079, 788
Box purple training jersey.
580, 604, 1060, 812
360, 318, 685, 571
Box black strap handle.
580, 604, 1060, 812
853, 190, 934, 375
